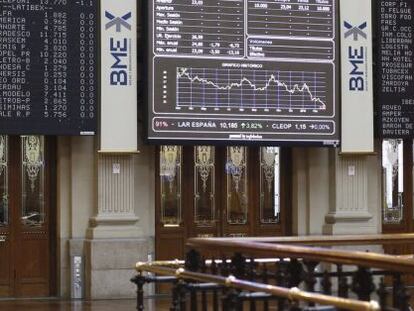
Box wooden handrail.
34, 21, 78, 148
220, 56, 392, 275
186, 238, 414, 273
197, 233, 414, 246
135, 263, 380, 311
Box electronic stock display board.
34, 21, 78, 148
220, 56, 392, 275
148, 0, 339, 144
377, 0, 414, 138
0, 0, 97, 135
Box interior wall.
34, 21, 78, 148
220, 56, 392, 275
57, 136, 71, 297
57, 136, 97, 298
57, 139, 382, 297
134, 145, 156, 257
292, 147, 331, 235
292, 145, 383, 236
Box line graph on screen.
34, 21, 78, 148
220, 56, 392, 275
175, 67, 329, 112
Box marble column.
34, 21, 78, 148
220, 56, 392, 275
87, 154, 140, 239
323, 150, 378, 235
85, 153, 148, 299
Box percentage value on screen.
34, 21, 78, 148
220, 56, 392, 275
155, 120, 169, 128
309, 124, 331, 131
241, 122, 263, 130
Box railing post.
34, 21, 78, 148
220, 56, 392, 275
303, 260, 318, 293
213, 288, 219, 311
221, 256, 229, 276
190, 285, 197, 311
247, 257, 256, 281
303, 260, 319, 307
276, 259, 288, 310
377, 277, 387, 309
321, 270, 332, 295
393, 273, 410, 311
337, 264, 349, 298
200, 257, 207, 311
131, 274, 146, 311
224, 288, 241, 311
231, 253, 246, 279
171, 279, 180, 311
211, 257, 217, 275
260, 263, 270, 311
178, 279, 188, 311
276, 258, 288, 287
351, 267, 375, 301
288, 258, 304, 288
186, 249, 201, 272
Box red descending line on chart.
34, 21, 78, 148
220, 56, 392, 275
175, 67, 328, 111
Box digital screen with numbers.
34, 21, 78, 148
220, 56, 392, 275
147, 0, 339, 145
0, 0, 97, 135
376, 0, 414, 138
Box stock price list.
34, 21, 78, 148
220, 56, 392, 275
0, 0, 97, 135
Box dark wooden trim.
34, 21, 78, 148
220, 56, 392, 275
9, 136, 19, 296
154, 146, 161, 259
47, 137, 57, 297
281, 147, 293, 236
382, 140, 414, 234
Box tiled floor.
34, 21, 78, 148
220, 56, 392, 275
0, 298, 171, 311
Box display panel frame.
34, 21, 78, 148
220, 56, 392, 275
0, 0, 99, 135
146, 0, 340, 146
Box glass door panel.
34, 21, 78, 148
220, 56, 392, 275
0, 136, 8, 227
382, 139, 404, 225
159, 146, 182, 227
226, 146, 248, 225
260, 147, 280, 224
21, 136, 45, 228
194, 146, 215, 227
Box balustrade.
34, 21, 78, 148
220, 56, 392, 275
132, 234, 414, 310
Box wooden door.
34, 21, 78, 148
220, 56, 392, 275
155, 145, 291, 261
155, 146, 187, 261
0, 136, 55, 298
0, 136, 12, 296
210, 146, 290, 238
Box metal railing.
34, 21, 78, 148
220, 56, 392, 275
132, 234, 414, 310
134, 263, 380, 310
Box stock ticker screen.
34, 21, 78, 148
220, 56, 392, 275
0, 0, 97, 135
147, 0, 339, 144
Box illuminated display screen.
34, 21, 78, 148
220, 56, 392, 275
376, 0, 414, 138
0, 0, 97, 135
147, 0, 339, 144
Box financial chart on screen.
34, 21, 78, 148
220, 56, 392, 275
148, 0, 339, 144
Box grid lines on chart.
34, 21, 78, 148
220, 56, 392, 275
176, 67, 328, 111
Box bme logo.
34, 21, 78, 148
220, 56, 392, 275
105, 12, 132, 32
344, 21, 368, 91
105, 11, 132, 86
344, 22, 367, 41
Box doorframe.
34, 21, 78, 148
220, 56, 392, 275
10, 136, 58, 298
47, 136, 58, 297
382, 139, 413, 234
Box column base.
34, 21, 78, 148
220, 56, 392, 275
325, 211, 372, 224
323, 210, 376, 235
323, 222, 377, 235
85, 238, 150, 299
86, 215, 141, 239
